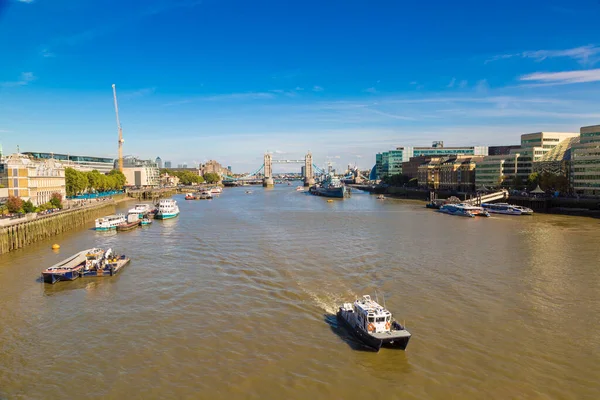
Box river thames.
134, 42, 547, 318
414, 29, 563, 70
1, 185, 599, 399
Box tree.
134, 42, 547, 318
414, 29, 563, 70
50, 192, 63, 209
107, 169, 126, 189
65, 167, 89, 196
22, 200, 36, 214
203, 172, 220, 184
527, 172, 540, 191
511, 175, 524, 190
6, 196, 23, 213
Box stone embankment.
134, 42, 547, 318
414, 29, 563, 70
0, 202, 115, 255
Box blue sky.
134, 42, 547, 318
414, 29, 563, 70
1, 0, 600, 172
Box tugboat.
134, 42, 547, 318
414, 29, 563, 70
337, 295, 411, 351
80, 248, 130, 278
309, 173, 349, 198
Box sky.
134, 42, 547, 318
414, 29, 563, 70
1, 0, 600, 173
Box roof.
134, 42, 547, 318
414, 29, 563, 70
531, 185, 545, 194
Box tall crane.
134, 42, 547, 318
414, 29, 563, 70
112, 84, 124, 172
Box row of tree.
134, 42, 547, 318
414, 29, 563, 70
2, 193, 63, 214
160, 169, 221, 185
65, 168, 126, 197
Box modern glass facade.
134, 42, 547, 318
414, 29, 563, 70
22, 152, 114, 173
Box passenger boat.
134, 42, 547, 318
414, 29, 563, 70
482, 202, 533, 215
95, 214, 126, 230
337, 295, 411, 351
155, 199, 180, 219
128, 203, 152, 217
210, 186, 222, 195
80, 248, 130, 278
116, 214, 140, 232
41, 249, 90, 284
196, 190, 213, 200
439, 203, 490, 217
309, 174, 349, 198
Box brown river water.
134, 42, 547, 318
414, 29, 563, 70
1, 185, 599, 399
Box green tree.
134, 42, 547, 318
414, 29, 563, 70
6, 196, 24, 213
203, 172, 221, 184
107, 169, 126, 189
50, 192, 63, 209
527, 172, 540, 190
22, 200, 36, 214
86, 170, 104, 192
511, 175, 524, 189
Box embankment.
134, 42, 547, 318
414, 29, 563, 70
0, 202, 115, 255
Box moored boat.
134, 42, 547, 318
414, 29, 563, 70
337, 295, 411, 351
155, 199, 180, 219
128, 203, 152, 217
116, 214, 140, 232
140, 217, 152, 226
185, 193, 195, 200
196, 190, 213, 199
42, 249, 92, 284
482, 202, 533, 215
209, 186, 222, 195
309, 174, 349, 198
438, 204, 474, 217
95, 214, 126, 231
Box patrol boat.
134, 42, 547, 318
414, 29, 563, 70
337, 295, 411, 351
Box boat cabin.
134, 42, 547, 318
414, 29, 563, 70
353, 295, 392, 334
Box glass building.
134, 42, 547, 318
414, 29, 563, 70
571, 125, 600, 196
22, 152, 114, 173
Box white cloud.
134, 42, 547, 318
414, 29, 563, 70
519, 69, 600, 86
487, 45, 600, 66
475, 79, 489, 93
295, 86, 304, 91
1, 72, 36, 88
364, 87, 377, 93
447, 77, 456, 88
18, 0, 34, 3
41, 49, 55, 58
312, 85, 324, 92
459, 80, 468, 88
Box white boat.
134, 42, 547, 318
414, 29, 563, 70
296, 186, 304, 192
337, 295, 411, 351
210, 186, 222, 195
155, 199, 180, 220
481, 202, 533, 215
438, 203, 490, 218
95, 214, 126, 230
128, 203, 153, 216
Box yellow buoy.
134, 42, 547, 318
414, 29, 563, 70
52, 244, 60, 250
327, 199, 334, 203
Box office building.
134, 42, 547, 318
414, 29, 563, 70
488, 145, 521, 156
571, 124, 600, 196
22, 152, 114, 173
514, 132, 579, 180
475, 153, 521, 188
164, 161, 172, 169
120, 156, 160, 187
0, 153, 66, 205
155, 157, 163, 169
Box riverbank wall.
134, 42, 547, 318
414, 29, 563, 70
0, 202, 115, 255
127, 188, 177, 200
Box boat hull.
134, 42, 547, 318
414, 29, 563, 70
95, 226, 117, 231
81, 257, 130, 278
336, 310, 382, 351
42, 270, 80, 284
155, 212, 179, 220
309, 186, 348, 198
116, 222, 139, 232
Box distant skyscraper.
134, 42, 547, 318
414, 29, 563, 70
155, 156, 163, 168
164, 161, 172, 168
182, 164, 188, 168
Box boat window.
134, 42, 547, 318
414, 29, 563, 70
386, 316, 391, 322
368, 317, 374, 323
376, 317, 385, 322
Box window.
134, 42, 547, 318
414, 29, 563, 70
376, 317, 385, 322
368, 316, 374, 323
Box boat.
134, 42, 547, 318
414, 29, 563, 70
80, 248, 130, 278
116, 214, 140, 232
140, 217, 152, 226
439, 203, 490, 217
377, 195, 385, 200
296, 186, 304, 192
196, 190, 213, 200
426, 199, 445, 209
209, 186, 222, 195
155, 199, 180, 219
128, 203, 152, 217
95, 214, 126, 231
308, 174, 349, 198
482, 202, 533, 215
245, 190, 252, 194
41, 249, 90, 284
185, 193, 195, 200
337, 295, 411, 352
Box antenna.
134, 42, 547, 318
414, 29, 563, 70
382, 292, 386, 309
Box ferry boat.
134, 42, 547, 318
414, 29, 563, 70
128, 203, 152, 217
41, 249, 90, 284
116, 214, 140, 232
309, 174, 349, 198
337, 295, 411, 351
438, 203, 490, 217
95, 214, 126, 230
482, 202, 534, 215
155, 199, 180, 219
80, 248, 130, 278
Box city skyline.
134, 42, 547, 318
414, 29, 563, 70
1, 0, 600, 172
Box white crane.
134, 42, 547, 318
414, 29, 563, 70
112, 84, 124, 172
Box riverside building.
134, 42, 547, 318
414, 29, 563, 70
119, 156, 160, 187
22, 152, 114, 173
571, 125, 600, 196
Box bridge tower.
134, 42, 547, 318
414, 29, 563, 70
263, 152, 274, 188
304, 151, 315, 187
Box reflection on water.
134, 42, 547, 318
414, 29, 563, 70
0, 185, 599, 399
